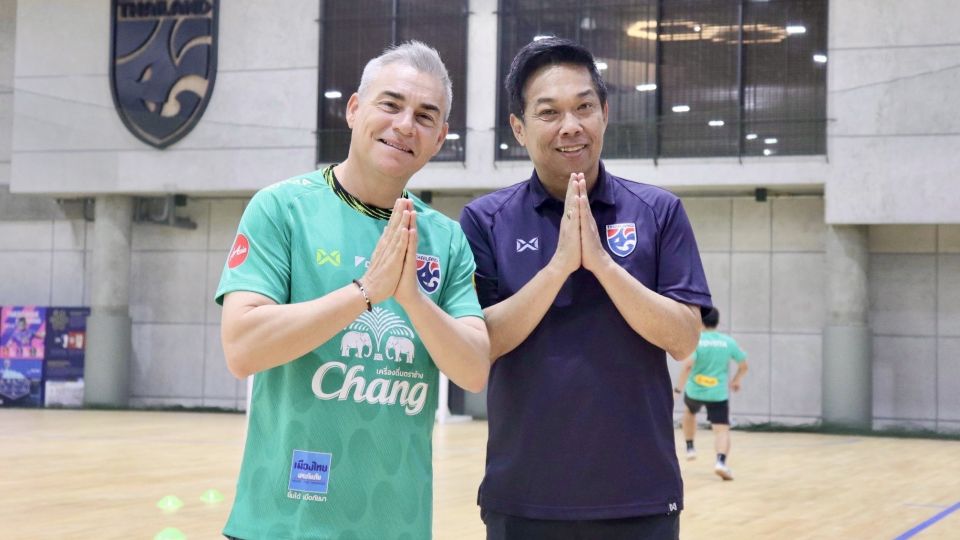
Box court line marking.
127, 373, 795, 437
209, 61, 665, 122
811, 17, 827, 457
893, 501, 960, 539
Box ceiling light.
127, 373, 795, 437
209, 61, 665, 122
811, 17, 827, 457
445, 133, 460, 140
533, 35, 552, 41
324, 90, 342, 99
746, 133, 758, 140
694, 25, 702, 32
500, 143, 509, 150
786, 25, 806, 35
708, 120, 725, 127
763, 148, 774, 156
636, 83, 657, 92
595, 61, 608, 71
764, 137, 778, 145
672, 105, 691, 113
813, 54, 828, 63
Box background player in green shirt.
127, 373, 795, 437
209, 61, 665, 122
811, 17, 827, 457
675, 307, 748, 481
216, 41, 490, 539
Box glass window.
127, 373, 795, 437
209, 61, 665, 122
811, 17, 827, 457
496, 0, 827, 160
317, 0, 468, 163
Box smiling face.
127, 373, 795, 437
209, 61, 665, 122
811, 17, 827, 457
345, 62, 449, 185
510, 63, 608, 194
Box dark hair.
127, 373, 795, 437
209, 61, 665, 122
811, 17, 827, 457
505, 37, 608, 120
702, 307, 720, 328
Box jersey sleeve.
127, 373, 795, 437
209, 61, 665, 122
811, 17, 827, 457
437, 224, 485, 319
459, 204, 499, 309
657, 198, 713, 310
215, 189, 292, 306
728, 336, 747, 362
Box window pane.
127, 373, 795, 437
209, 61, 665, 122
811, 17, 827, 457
743, 0, 827, 157
318, 0, 468, 163
658, 0, 740, 158
496, 1, 658, 160
496, 0, 828, 160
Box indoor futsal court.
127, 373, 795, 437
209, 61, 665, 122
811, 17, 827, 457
2, 408, 958, 539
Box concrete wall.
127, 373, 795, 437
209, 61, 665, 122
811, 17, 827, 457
869, 225, 960, 432
0, 0, 15, 186
0, 198, 247, 409
669, 195, 828, 426
825, 0, 960, 223
11, 0, 318, 195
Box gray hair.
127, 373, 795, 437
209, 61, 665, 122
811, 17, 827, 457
357, 41, 453, 121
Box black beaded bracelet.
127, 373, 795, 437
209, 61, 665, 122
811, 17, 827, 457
352, 279, 372, 311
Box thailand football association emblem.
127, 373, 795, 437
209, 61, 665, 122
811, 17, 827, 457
110, 0, 219, 148
415, 254, 442, 294
606, 223, 637, 257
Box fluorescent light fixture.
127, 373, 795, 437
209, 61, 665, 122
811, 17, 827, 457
763, 148, 774, 156
746, 133, 758, 140
764, 137, 778, 145
708, 120, 725, 127
324, 90, 342, 99
533, 35, 552, 41
445, 133, 460, 140
499, 143, 509, 150
636, 83, 657, 92
813, 54, 828, 63
595, 61, 608, 71
672, 105, 691, 113
786, 25, 806, 35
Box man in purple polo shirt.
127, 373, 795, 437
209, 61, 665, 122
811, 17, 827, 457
460, 38, 712, 539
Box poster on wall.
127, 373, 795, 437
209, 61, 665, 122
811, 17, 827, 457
43, 307, 91, 407
0, 306, 47, 407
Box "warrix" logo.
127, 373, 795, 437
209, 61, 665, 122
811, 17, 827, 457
316, 249, 341, 266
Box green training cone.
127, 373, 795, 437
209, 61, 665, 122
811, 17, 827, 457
156, 495, 184, 512
153, 527, 186, 540
200, 489, 225, 504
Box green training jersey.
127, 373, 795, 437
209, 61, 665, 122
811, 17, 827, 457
685, 331, 746, 402
215, 167, 483, 540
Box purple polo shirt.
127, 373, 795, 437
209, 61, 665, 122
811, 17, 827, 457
460, 162, 712, 520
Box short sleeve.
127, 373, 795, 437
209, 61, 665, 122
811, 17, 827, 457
438, 225, 485, 319
459, 204, 499, 309
657, 199, 713, 310
214, 189, 291, 306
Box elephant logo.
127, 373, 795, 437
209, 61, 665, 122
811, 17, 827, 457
339, 330, 372, 358
384, 336, 415, 364
344, 307, 415, 361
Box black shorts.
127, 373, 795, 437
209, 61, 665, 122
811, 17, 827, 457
684, 394, 730, 425
482, 508, 679, 540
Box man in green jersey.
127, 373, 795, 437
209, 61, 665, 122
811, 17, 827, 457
215, 41, 490, 539
675, 307, 748, 481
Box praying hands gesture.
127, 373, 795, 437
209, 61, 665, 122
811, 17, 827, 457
549, 172, 613, 278
361, 198, 418, 304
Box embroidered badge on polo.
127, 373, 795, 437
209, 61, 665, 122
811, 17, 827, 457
606, 223, 637, 257
227, 234, 249, 268
416, 254, 441, 294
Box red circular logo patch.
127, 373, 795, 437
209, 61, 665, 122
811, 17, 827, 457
228, 234, 250, 269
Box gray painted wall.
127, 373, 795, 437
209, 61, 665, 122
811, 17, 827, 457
825, 0, 960, 223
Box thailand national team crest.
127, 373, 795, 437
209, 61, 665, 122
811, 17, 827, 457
606, 223, 637, 257
110, 0, 219, 148
415, 254, 442, 294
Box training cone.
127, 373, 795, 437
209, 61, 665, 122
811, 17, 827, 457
156, 495, 184, 512
153, 527, 186, 540
200, 488, 225, 504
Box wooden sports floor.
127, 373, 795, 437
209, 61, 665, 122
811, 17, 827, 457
1, 409, 958, 539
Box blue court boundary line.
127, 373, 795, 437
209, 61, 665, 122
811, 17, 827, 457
894, 501, 960, 539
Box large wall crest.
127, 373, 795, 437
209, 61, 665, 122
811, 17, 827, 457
110, 1, 219, 148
